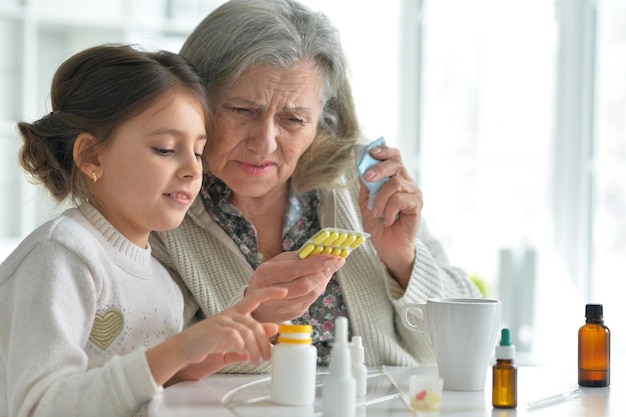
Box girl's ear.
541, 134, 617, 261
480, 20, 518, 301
73, 133, 101, 180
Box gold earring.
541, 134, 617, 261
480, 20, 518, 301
91, 171, 98, 183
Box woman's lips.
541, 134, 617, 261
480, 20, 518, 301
237, 161, 276, 176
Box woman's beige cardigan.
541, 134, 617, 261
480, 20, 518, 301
150, 170, 481, 373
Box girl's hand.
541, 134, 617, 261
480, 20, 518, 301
166, 351, 249, 385
149, 287, 286, 386
182, 287, 287, 366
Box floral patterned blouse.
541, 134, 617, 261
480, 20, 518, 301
200, 174, 348, 365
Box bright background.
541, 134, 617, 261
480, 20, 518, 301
1, 0, 624, 365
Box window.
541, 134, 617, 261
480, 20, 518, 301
409, 0, 624, 362
593, 0, 626, 354
1, 0, 622, 363
415, 0, 563, 363
314, 0, 624, 362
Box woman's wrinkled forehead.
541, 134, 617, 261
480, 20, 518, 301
218, 62, 325, 112
222, 59, 331, 104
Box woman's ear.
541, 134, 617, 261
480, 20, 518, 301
73, 133, 101, 180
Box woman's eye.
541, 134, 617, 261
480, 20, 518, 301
283, 114, 305, 126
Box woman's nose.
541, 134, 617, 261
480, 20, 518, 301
246, 116, 278, 156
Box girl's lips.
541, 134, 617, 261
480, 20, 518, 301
164, 191, 193, 205
237, 161, 276, 176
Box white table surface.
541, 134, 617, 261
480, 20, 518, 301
148, 363, 620, 417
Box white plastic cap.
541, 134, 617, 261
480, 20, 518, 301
495, 344, 516, 360
335, 317, 349, 347
351, 336, 364, 364
328, 317, 352, 377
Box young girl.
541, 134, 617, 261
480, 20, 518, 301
0, 44, 286, 417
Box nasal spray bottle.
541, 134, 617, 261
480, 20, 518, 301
322, 317, 356, 417
351, 336, 368, 398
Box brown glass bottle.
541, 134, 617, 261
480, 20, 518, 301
578, 304, 610, 387
492, 328, 517, 408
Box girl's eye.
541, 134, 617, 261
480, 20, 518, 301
153, 147, 173, 156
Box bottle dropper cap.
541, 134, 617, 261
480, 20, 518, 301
495, 328, 515, 360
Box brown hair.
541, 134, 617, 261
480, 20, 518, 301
18, 44, 210, 204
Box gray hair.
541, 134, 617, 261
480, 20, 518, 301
181, 0, 360, 192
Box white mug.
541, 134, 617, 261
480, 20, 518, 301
401, 298, 502, 391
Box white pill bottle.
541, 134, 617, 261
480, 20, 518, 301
270, 324, 318, 405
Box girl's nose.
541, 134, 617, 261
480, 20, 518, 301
179, 150, 203, 179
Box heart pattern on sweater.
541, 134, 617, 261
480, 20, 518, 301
89, 309, 124, 350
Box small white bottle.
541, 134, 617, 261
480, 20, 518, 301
270, 324, 317, 406
351, 336, 368, 398
322, 317, 356, 417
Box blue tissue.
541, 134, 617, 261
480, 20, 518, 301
355, 137, 389, 211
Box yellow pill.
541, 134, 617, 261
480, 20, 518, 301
349, 235, 366, 249
322, 246, 333, 254
312, 245, 324, 255
323, 231, 339, 246
424, 392, 441, 408
333, 233, 348, 247
339, 248, 350, 258
313, 229, 331, 245
343, 234, 357, 247
331, 247, 342, 256
299, 243, 315, 259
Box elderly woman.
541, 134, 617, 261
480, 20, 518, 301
151, 0, 481, 373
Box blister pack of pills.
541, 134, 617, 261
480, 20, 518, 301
297, 227, 370, 259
